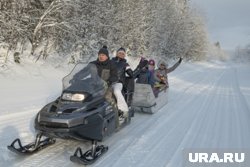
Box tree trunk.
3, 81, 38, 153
4, 46, 11, 63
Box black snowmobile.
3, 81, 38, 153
8, 63, 131, 165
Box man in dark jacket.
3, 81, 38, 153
90, 46, 118, 86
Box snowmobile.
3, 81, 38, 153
131, 82, 168, 114
7, 63, 132, 165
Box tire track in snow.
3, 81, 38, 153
166, 65, 250, 166
157, 67, 227, 167
230, 66, 250, 148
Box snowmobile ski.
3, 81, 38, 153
7, 133, 55, 155
70, 141, 108, 165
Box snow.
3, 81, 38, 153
0, 60, 250, 167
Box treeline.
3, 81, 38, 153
0, 0, 208, 64
233, 44, 250, 62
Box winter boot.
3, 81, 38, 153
118, 110, 128, 126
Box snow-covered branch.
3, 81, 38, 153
0, 0, 208, 63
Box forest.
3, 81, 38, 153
0, 0, 208, 65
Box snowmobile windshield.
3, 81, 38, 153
62, 63, 106, 95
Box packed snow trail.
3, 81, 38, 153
0, 61, 250, 167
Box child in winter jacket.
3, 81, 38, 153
153, 58, 182, 97
135, 59, 156, 85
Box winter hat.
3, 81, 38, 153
148, 59, 155, 66
158, 61, 168, 68
117, 47, 126, 53
98, 45, 109, 58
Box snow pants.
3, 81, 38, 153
124, 77, 135, 107
112, 83, 129, 116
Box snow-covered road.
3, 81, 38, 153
1, 61, 250, 167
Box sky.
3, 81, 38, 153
191, 0, 250, 50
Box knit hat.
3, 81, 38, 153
98, 45, 109, 58
148, 59, 155, 66
117, 47, 126, 53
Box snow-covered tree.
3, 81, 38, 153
0, 0, 208, 64
234, 44, 250, 62
0, 0, 43, 59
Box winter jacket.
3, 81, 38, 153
111, 57, 133, 84
148, 70, 156, 86
136, 69, 156, 87
90, 59, 118, 86
135, 67, 150, 84
154, 60, 181, 87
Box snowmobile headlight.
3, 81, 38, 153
72, 94, 85, 101
62, 93, 85, 101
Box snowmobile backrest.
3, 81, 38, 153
132, 83, 156, 107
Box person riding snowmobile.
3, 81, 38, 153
111, 48, 148, 112
135, 57, 151, 84
72, 46, 118, 87
111, 47, 132, 118
153, 57, 182, 97
148, 59, 157, 87
90, 46, 118, 86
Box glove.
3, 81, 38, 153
138, 59, 148, 69
126, 69, 134, 78
178, 57, 182, 64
